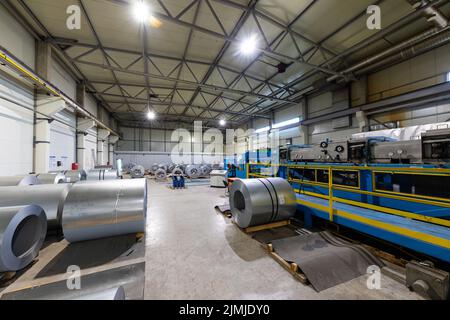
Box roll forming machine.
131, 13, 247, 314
233, 128, 450, 264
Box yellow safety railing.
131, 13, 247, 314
248, 162, 450, 227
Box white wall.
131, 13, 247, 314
0, 75, 34, 175
49, 109, 76, 170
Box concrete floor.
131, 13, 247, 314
144, 180, 422, 300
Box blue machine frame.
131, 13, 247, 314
231, 151, 450, 263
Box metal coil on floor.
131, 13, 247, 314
73, 286, 126, 300
36, 173, 66, 184
62, 179, 147, 243
172, 167, 184, 175
0, 175, 40, 187
167, 163, 176, 173
229, 178, 297, 228
150, 164, 159, 174
62, 170, 87, 183
200, 164, 212, 176
130, 165, 145, 178
0, 205, 47, 272
185, 165, 201, 178
86, 169, 118, 181
0, 184, 72, 230
155, 168, 167, 180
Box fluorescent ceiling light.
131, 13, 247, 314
133, 0, 150, 23
447, 71, 450, 82
239, 35, 258, 56
272, 117, 300, 129
255, 126, 271, 133
219, 119, 226, 126
147, 110, 155, 120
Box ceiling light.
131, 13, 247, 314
219, 119, 226, 126
239, 35, 258, 56
133, 0, 150, 23
147, 110, 155, 120
272, 117, 300, 129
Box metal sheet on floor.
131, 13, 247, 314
271, 231, 384, 292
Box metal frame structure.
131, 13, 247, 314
3, 0, 449, 129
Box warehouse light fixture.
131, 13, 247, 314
219, 119, 226, 126
272, 117, 300, 129
447, 71, 450, 82
147, 110, 155, 120
133, 0, 150, 23
255, 126, 271, 133
239, 35, 258, 56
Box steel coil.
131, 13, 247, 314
62, 179, 147, 243
36, 173, 66, 184
167, 163, 176, 173
158, 163, 168, 172
185, 165, 201, 178
229, 178, 296, 228
155, 168, 167, 180
200, 164, 212, 176
86, 169, 118, 181
73, 286, 125, 300
0, 175, 40, 187
171, 168, 183, 175
130, 165, 145, 178
0, 184, 72, 230
63, 170, 87, 183
0, 205, 47, 272
150, 164, 159, 174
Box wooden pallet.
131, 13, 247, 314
264, 243, 308, 284
237, 219, 291, 234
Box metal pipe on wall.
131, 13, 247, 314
62, 179, 147, 243
229, 178, 297, 228
0, 184, 72, 230
0, 205, 47, 272
0, 175, 40, 187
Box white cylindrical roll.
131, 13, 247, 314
62, 179, 147, 243
186, 165, 200, 179
36, 173, 66, 184
0, 175, 40, 187
73, 286, 126, 300
0, 205, 47, 272
229, 178, 297, 228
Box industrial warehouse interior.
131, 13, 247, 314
1, 0, 450, 306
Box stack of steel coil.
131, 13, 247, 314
229, 178, 297, 228
155, 168, 167, 180
36, 172, 66, 184
185, 165, 201, 179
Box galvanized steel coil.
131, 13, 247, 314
62, 179, 147, 243
36, 173, 66, 184
185, 165, 201, 178
150, 164, 159, 174
62, 170, 87, 183
73, 286, 126, 300
229, 178, 297, 228
155, 168, 167, 180
86, 169, 118, 181
130, 165, 145, 178
0, 175, 40, 187
171, 167, 184, 175
167, 163, 176, 173
200, 164, 212, 176
0, 184, 72, 230
0, 205, 47, 272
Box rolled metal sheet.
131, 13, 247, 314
200, 164, 212, 176
86, 169, 118, 181
63, 170, 87, 183
73, 286, 125, 300
186, 165, 201, 178
172, 168, 183, 175
158, 163, 168, 172
130, 165, 145, 179
36, 173, 66, 184
155, 168, 167, 180
167, 163, 176, 173
0, 175, 40, 187
229, 178, 297, 228
0, 184, 72, 230
0, 205, 47, 272
150, 164, 159, 174
62, 179, 147, 243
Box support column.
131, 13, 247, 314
356, 111, 369, 132
97, 129, 110, 165
34, 95, 65, 173
77, 118, 95, 170
109, 135, 119, 165
298, 99, 309, 145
